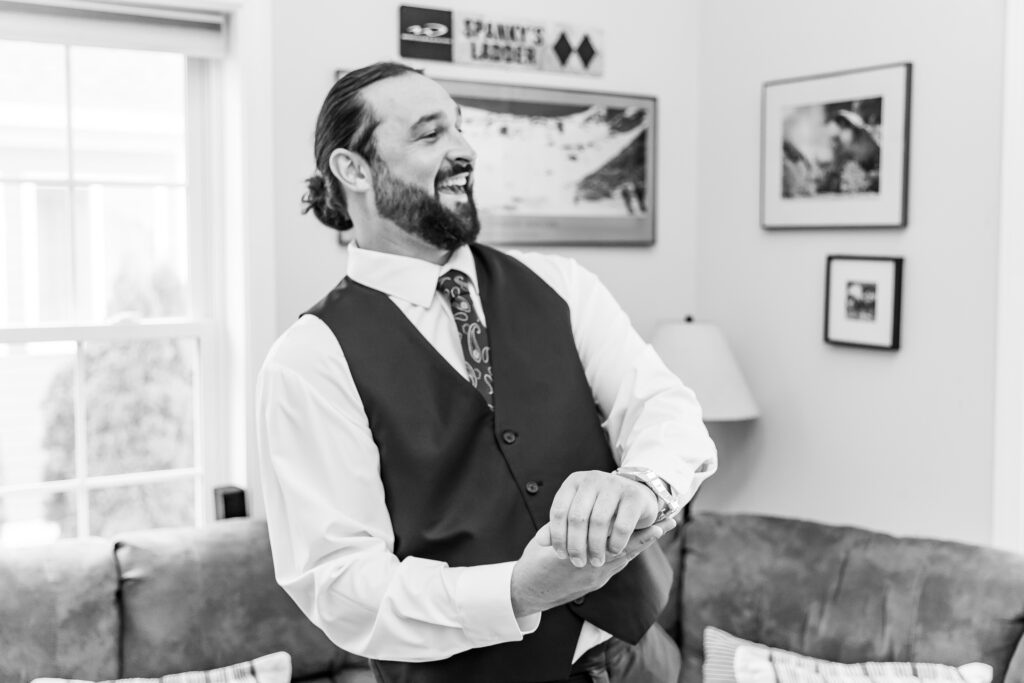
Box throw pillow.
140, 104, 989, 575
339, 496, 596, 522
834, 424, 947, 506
31, 651, 291, 683
703, 626, 993, 683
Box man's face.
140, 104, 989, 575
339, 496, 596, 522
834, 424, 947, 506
361, 73, 480, 250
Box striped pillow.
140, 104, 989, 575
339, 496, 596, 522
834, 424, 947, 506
31, 651, 291, 683
703, 626, 992, 683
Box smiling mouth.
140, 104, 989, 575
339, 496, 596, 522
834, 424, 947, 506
436, 171, 471, 197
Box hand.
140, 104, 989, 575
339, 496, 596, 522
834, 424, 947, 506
510, 519, 676, 617
547, 470, 660, 569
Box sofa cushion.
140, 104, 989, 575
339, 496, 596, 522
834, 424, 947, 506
31, 651, 291, 683
115, 519, 349, 680
681, 513, 1024, 683
0, 537, 120, 683
703, 625, 993, 683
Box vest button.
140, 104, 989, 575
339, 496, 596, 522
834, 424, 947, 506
573, 597, 586, 606
501, 430, 518, 444
525, 481, 540, 495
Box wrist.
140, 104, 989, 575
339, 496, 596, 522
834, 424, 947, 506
614, 466, 683, 523
510, 560, 542, 618
640, 482, 660, 518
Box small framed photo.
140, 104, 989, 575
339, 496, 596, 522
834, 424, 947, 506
761, 63, 912, 229
825, 256, 903, 350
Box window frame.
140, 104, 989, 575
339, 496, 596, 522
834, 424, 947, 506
0, 45, 227, 540
993, 0, 1024, 554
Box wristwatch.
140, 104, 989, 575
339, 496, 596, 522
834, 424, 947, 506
614, 466, 683, 523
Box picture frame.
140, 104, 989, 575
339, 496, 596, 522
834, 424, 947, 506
824, 255, 903, 350
432, 77, 656, 245
761, 63, 912, 229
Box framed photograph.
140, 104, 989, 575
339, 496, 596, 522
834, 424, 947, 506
824, 256, 903, 350
435, 78, 656, 245
761, 63, 912, 229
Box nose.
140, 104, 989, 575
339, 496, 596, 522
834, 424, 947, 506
450, 129, 477, 166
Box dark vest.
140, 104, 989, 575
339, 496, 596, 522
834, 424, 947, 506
307, 245, 671, 683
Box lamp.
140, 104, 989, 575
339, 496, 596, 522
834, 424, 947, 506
651, 317, 759, 422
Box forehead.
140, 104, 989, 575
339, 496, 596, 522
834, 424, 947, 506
361, 73, 459, 134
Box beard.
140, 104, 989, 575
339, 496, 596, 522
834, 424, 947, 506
371, 159, 481, 251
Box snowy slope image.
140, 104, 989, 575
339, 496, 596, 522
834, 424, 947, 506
456, 97, 649, 218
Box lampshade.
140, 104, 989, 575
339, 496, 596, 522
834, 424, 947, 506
651, 319, 759, 422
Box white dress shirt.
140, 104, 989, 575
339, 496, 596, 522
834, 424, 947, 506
256, 242, 717, 664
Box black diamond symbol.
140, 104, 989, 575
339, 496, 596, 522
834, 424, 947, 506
553, 33, 573, 65
577, 36, 596, 68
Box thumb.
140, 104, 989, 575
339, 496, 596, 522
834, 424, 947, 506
622, 518, 677, 559
535, 523, 552, 547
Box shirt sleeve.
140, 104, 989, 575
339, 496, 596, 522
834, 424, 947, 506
255, 317, 533, 662
508, 253, 718, 502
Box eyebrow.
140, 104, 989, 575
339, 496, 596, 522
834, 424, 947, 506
411, 112, 443, 130
410, 105, 463, 132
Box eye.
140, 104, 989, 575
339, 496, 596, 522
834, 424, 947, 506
420, 129, 440, 140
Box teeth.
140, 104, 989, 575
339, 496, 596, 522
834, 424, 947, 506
438, 172, 469, 191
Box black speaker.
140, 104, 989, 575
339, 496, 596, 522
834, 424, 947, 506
214, 486, 248, 519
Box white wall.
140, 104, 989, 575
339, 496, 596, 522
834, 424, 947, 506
267, 0, 701, 341
693, 0, 1007, 546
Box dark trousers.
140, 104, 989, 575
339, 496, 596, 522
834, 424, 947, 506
556, 624, 681, 683
370, 624, 680, 683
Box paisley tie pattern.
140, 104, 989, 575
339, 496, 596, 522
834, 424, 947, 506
437, 269, 494, 410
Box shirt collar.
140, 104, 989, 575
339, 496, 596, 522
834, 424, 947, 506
346, 241, 480, 308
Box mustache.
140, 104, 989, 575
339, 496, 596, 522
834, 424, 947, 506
436, 162, 474, 182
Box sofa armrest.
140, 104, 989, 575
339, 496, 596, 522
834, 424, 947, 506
681, 513, 1024, 683
0, 537, 120, 682
115, 519, 351, 680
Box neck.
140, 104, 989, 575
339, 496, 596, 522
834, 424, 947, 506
352, 217, 452, 265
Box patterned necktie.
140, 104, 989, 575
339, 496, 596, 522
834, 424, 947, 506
437, 269, 494, 409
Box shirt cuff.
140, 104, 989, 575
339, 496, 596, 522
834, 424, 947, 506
455, 561, 536, 646
516, 611, 542, 635
619, 450, 709, 506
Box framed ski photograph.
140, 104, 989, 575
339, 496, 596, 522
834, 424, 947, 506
435, 77, 656, 245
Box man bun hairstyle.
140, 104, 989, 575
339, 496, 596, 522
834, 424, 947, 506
302, 62, 422, 231
302, 172, 349, 231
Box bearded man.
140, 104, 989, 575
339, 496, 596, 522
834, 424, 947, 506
256, 62, 717, 683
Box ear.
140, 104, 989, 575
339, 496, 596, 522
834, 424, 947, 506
329, 148, 372, 194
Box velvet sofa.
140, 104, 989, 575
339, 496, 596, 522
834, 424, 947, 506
3, 513, 1024, 682
0, 519, 373, 683
670, 514, 1024, 682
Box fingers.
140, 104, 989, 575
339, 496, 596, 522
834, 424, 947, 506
606, 497, 643, 556
549, 471, 671, 570
565, 484, 600, 567
620, 518, 676, 561
535, 523, 552, 547
549, 471, 661, 568
547, 477, 580, 560
586, 490, 620, 567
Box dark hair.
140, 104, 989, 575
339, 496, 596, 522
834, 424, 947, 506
302, 62, 422, 231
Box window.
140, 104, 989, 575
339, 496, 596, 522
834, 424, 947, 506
0, 9, 226, 547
